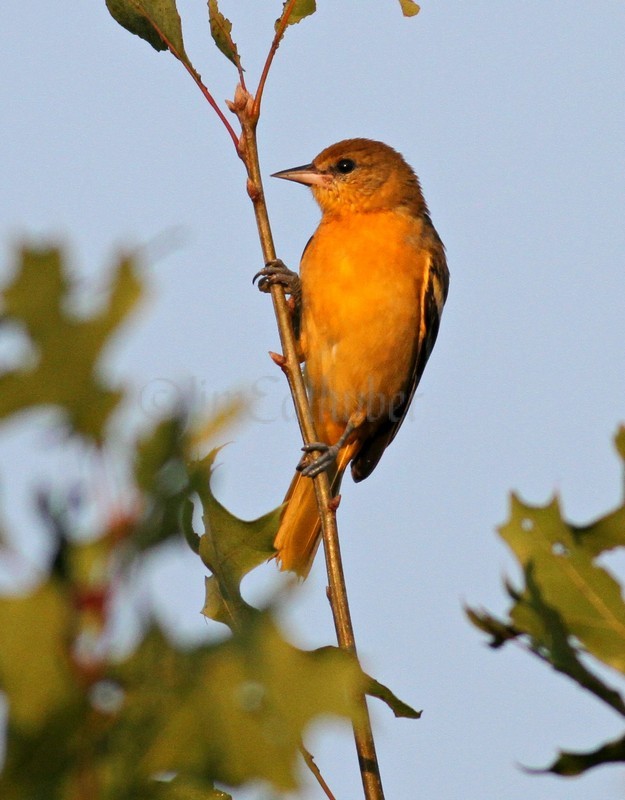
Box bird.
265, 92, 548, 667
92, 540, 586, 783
255, 138, 449, 577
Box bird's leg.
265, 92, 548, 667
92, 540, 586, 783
297, 410, 366, 478
253, 259, 302, 309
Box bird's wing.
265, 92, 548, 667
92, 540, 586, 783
350, 238, 449, 483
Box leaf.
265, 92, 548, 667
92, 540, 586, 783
132, 414, 193, 550
0, 580, 78, 732
537, 732, 625, 777
106, 0, 193, 68
515, 566, 625, 716
0, 246, 141, 442
500, 494, 625, 674
365, 675, 421, 719
574, 505, 625, 556
115, 614, 364, 790
465, 606, 519, 648
208, 0, 242, 69
398, 0, 420, 16
149, 778, 232, 800
132, 402, 243, 552
194, 450, 280, 628
275, 0, 316, 31
615, 424, 625, 462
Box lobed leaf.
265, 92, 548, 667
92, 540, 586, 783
115, 614, 364, 790
192, 450, 280, 629
500, 494, 625, 675
0, 580, 78, 732
0, 246, 141, 442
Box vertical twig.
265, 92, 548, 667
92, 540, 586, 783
233, 88, 385, 800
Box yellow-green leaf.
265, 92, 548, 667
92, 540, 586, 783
0, 247, 142, 442
134, 615, 362, 789
194, 450, 280, 628
398, 0, 420, 17
500, 494, 625, 674
275, 0, 316, 31
615, 424, 625, 462
208, 0, 242, 69
364, 674, 421, 719
0, 580, 78, 732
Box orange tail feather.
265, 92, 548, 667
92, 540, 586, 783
274, 443, 357, 577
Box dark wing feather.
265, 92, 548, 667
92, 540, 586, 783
351, 236, 449, 483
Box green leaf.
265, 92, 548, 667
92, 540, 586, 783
538, 732, 625, 777
574, 505, 625, 556
364, 675, 421, 719
115, 614, 364, 790
615, 424, 625, 462
106, 0, 193, 67
145, 776, 232, 799
132, 414, 193, 550
275, 0, 316, 31
465, 606, 519, 648
194, 450, 280, 628
0, 580, 78, 732
208, 0, 242, 69
515, 566, 625, 715
0, 246, 142, 442
500, 494, 625, 674
398, 0, 420, 16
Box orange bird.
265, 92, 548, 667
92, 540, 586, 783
256, 138, 449, 577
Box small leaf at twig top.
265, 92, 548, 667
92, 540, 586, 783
275, 0, 316, 31
208, 0, 242, 69
106, 0, 192, 67
398, 0, 421, 16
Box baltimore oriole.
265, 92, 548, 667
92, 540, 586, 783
256, 138, 449, 577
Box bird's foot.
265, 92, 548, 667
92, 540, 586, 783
296, 441, 340, 478
253, 259, 302, 303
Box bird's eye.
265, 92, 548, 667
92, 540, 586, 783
335, 158, 356, 174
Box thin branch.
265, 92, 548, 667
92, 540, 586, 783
180, 58, 240, 149
253, 0, 299, 119
300, 744, 337, 800
141, 12, 240, 149
233, 88, 385, 800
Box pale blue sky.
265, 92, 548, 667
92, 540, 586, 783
2, 3, 625, 799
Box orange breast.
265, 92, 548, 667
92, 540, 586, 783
300, 210, 430, 444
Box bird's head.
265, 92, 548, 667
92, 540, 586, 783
272, 138, 425, 217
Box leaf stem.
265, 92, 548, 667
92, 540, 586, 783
300, 744, 337, 800
253, 0, 299, 119
140, 10, 240, 149
234, 91, 385, 800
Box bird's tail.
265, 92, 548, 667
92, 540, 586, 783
274, 443, 358, 578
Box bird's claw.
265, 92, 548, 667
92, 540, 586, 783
296, 442, 339, 478
253, 259, 302, 301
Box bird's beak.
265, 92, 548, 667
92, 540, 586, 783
271, 163, 328, 187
